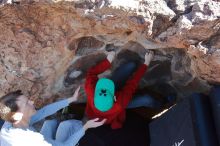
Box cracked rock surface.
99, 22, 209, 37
0, 0, 219, 107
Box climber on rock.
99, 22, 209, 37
84, 50, 160, 129
0, 87, 106, 146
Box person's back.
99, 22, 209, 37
85, 51, 154, 129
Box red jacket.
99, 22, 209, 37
85, 59, 147, 129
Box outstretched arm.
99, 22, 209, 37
86, 51, 116, 76
30, 100, 68, 125
85, 51, 116, 100
30, 87, 81, 125
48, 118, 106, 146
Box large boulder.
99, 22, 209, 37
0, 0, 219, 107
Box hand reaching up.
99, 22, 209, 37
68, 86, 81, 103
144, 51, 154, 66
106, 51, 116, 63
83, 118, 106, 131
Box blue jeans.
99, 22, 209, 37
110, 62, 161, 109
40, 119, 83, 146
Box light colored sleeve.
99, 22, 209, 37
30, 99, 69, 125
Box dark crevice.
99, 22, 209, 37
152, 14, 173, 38
75, 37, 104, 55
154, 4, 192, 39
170, 6, 193, 23
201, 29, 220, 52
64, 53, 106, 87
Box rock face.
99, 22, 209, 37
0, 0, 219, 107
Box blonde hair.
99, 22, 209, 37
0, 102, 12, 121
